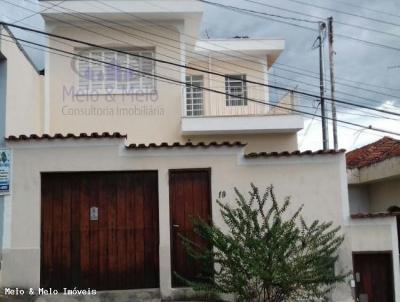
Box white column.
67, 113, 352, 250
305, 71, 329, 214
179, 28, 187, 118
158, 168, 172, 297
391, 219, 400, 302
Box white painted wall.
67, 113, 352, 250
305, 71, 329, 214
347, 217, 400, 302
348, 177, 400, 214
369, 178, 400, 212
0, 27, 44, 136
1, 138, 352, 301
348, 185, 370, 214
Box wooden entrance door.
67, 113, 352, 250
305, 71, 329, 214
353, 252, 395, 302
169, 169, 211, 287
41, 171, 159, 291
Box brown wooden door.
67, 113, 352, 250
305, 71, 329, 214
169, 169, 211, 287
41, 171, 159, 291
353, 253, 395, 302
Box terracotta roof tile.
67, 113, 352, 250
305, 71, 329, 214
351, 212, 400, 219
126, 141, 246, 149
244, 149, 345, 159
6, 132, 126, 141
346, 136, 400, 169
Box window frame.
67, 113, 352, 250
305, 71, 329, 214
225, 74, 248, 106
185, 75, 204, 116
75, 48, 156, 95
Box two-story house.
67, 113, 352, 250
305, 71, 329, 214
0, 1, 357, 301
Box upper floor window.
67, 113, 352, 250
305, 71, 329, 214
225, 74, 247, 106
77, 49, 155, 93
185, 75, 204, 116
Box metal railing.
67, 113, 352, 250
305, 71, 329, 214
183, 85, 296, 118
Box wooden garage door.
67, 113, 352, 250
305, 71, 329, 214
169, 169, 212, 287
41, 171, 159, 291
353, 252, 395, 302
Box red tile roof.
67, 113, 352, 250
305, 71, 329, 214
244, 149, 345, 159
351, 212, 400, 219
346, 136, 400, 169
5, 134, 245, 149
6, 132, 126, 141
126, 141, 246, 149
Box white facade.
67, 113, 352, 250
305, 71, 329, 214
347, 155, 400, 301
1, 137, 353, 301
1, 0, 389, 301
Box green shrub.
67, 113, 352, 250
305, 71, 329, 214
178, 184, 349, 302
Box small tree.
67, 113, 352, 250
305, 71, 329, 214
179, 184, 348, 302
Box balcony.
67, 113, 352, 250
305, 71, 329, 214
181, 86, 304, 135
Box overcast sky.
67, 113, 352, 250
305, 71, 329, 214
1, 0, 399, 151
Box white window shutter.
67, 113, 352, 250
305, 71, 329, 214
104, 51, 116, 90
77, 49, 155, 92
90, 51, 104, 91
116, 53, 128, 90
78, 55, 90, 90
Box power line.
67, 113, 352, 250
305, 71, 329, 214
2, 2, 399, 119
2, 0, 308, 99
1, 2, 398, 120
53, 1, 397, 98
6, 0, 335, 105
197, 0, 400, 53
96, 0, 397, 107
241, 0, 400, 40
200, 0, 320, 24
9, 0, 385, 113
273, 65, 400, 100
284, 0, 400, 28
106, 0, 400, 95
266, 68, 400, 111
0, 30, 398, 137
133, 0, 400, 94
2, 21, 386, 143
318, 0, 400, 20
11, 0, 65, 24
2, 21, 399, 119
274, 62, 400, 92
267, 91, 399, 121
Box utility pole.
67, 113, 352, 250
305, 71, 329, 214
318, 21, 329, 150
328, 17, 338, 150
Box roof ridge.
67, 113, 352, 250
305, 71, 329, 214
347, 136, 396, 155
245, 149, 345, 159
346, 136, 400, 169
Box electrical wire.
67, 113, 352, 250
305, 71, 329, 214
0, 31, 398, 138
24, 0, 400, 104
284, 0, 400, 28
240, 0, 400, 40
196, 0, 400, 53
2, 21, 399, 120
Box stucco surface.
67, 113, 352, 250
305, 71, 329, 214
2, 138, 352, 301
0, 27, 44, 136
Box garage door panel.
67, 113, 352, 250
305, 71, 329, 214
41, 171, 159, 291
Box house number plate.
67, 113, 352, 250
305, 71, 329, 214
90, 207, 99, 221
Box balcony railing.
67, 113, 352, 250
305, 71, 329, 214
183, 85, 296, 118
181, 86, 303, 135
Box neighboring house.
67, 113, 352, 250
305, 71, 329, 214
0, 1, 368, 301
346, 136, 400, 302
